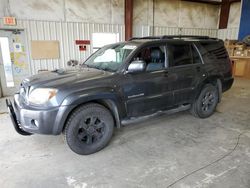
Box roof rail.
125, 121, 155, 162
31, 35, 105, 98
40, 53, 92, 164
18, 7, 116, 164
162, 35, 210, 39
128, 36, 164, 41
129, 35, 215, 41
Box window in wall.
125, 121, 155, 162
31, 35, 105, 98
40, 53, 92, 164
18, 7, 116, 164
0, 37, 14, 87
92, 33, 119, 52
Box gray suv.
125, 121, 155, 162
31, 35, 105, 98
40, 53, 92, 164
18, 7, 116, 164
6, 35, 234, 155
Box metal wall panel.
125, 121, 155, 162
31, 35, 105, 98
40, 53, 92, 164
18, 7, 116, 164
217, 28, 239, 40
133, 25, 151, 37
133, 25, 218, 38
0, 18, 125, 75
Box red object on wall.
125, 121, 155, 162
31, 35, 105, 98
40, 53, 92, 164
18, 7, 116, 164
3, 17, 16, 25
75, 40, 90, 45
79, 45, 86, 51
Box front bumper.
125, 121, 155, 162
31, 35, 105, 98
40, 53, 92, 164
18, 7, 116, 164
6, 94, 74, 135
6, 99, 32, 136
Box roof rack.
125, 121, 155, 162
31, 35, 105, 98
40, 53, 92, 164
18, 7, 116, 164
129, 35, 216, 41
128, 36, 164, 40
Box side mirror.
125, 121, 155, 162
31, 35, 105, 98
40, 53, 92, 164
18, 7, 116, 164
127, 60, 146, 73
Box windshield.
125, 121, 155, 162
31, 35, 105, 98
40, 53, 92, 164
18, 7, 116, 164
84, 43, 137, 72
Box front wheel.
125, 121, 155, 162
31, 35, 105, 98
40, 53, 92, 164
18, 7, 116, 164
191, 84, 219, 118
64, 103, 114, 155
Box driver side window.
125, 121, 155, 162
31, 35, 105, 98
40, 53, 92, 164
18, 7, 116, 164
133, 45, 166, 72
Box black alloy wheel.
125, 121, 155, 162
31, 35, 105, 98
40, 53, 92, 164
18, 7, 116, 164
65, 103, 114, 155
191, 84, 219, 118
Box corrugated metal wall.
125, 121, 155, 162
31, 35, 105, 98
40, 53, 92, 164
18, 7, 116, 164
133, 25, 218, 38
0, 18, 125, 75
217, 28, 239, 40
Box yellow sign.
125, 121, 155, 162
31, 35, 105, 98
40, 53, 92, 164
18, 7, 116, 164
3, 17, 16, 26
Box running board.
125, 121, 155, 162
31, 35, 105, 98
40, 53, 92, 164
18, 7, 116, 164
121, 104, 191, 126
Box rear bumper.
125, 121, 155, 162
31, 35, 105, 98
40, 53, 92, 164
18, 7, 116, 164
6, 94, 75, 135
222, 77, 234, 92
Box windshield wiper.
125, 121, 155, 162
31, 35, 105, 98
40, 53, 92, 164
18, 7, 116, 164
100, 67, 115, 72
81, 63, 115, 72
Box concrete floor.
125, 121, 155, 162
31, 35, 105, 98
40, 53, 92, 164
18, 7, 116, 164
0, 78, 250, 188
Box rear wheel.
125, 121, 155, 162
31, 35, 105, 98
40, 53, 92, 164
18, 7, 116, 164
191, 84, 219, 118
64, 103, 114, 155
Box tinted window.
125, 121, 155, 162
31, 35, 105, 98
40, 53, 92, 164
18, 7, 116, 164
200, 41, 228, 60
169, 44, 192, 67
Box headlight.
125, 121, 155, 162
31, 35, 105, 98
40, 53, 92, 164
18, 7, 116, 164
28, 88, 58, 105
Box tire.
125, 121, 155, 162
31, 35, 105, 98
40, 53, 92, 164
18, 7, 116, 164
190, 84, 219, 118
64, 103, 114, 155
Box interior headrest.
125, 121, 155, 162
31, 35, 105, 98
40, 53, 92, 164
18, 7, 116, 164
151, 49, 163, 60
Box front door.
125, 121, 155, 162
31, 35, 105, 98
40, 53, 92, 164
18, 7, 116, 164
0, 29, 30, 97
121, 44, 175, 117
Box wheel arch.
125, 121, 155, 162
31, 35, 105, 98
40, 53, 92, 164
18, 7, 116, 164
195, 76, 223, 102
61, 97, 123, 134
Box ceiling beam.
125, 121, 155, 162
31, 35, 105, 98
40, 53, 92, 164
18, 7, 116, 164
182, 0, 241, 5
125, 0, 133, 41
219, 0, 241, 29
181, 0, 222, 5
229, 0, 241, 3
183, 0, 241, 29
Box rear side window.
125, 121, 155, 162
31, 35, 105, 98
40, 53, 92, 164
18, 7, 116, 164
168, 43, 202, 67
169, 44, 193, 67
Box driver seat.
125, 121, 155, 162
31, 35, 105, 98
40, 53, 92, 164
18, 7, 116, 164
146, 49, 164, 72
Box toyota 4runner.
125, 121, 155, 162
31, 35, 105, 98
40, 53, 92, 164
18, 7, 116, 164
6, 35, 234, 155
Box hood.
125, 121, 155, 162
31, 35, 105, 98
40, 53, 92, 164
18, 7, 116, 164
22, 68, 113, 89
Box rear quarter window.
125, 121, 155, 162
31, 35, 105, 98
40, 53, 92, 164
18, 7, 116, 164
199, 41, 229, 62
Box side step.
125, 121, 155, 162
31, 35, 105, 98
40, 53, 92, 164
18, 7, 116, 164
121, 104, 191, 126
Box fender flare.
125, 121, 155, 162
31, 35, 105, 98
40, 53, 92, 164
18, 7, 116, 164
195, 76, 222, 101
60, 89, 125, 130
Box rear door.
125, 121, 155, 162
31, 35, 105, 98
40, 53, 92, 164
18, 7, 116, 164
167, 41, 204, 105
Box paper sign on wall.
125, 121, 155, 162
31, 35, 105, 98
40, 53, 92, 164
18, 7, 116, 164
31, 40, 60, 59
13, 43, 22, 52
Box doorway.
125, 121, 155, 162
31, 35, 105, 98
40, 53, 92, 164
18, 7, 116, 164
0, 29, 30, 97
